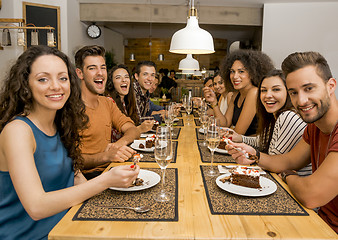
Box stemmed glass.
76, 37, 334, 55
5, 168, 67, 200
199, 113, 209, 146
206, 118, 220, 176
154, 126, 173, 202
185, 96, 193, 125
164, 105, 174, 136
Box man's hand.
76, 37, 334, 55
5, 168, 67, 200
225, 141, 256, 165
104, 144, 136, 163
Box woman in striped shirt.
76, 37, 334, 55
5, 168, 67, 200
225, 69, 312, 176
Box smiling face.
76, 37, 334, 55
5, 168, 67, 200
112, 68, 130, 97
28, 55, 70, 112
260, 76, 287, 115
286, 66, 331, 123
76, 55, 107, 95
135, 65, 156, 93
213, 75, 226, 95
229, 60, 252, 90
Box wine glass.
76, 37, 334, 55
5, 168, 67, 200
154, 126, 173, 202
199, 113, 209, 146
185, 96, 192, 125
164, 105, 174, 135
206, 118, 220, 176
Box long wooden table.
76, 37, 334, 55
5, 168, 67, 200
49, 115, 337, 239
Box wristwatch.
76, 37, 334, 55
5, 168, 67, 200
211, 103, 218, 108
280, 170, 298, 183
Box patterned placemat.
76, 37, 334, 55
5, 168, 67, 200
194, 118, 201, 126
129, 141, 178, 163
197, 141, 235, 163
200, 166, 308, 216
144, 127, 181, 140
73, 168, 178, 221
195, 127, 205, 140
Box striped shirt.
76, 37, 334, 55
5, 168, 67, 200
242, 110, 312, 176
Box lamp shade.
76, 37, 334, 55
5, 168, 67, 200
169, 16, 214, 54
129, 53, 135, 61
193, 70, 202, 76
181, 69, 195, 75
179, 54, 199, 70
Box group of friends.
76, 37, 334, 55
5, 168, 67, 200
0, 44, 336, 239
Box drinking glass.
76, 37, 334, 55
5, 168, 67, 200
206, 118, 220, 176
185, 96, 193, 125
199, 113, 209, 146
154, 126, 173, 202
164, 105, 174, 135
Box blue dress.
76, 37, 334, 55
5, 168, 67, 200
0, 117, 74, 240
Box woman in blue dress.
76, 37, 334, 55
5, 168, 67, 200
0, 46, 140, 240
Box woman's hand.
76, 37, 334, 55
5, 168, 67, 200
225, 140, 256, 165
202, 87, 217, 105
220, 127, 242, 142
104, 164, 140, 188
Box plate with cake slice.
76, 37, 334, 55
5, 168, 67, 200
109, 169, 160, 192
131, 139, 155, 152
216, 166, 277, 197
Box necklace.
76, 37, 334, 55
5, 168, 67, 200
316, 121, 338, 169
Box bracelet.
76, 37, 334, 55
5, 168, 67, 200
280, 170, 298, 183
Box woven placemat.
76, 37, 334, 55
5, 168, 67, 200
144, 128, 181, 140
195, 127, 205, 140
73, 168, 178, 221
197, 141, 235, 163
200, 166, 308, 216
128, 141, 178, 163
194, 119, 201, 126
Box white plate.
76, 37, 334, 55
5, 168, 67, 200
173, 118, 180, 122
140, 133, 156, 138
109, 169, 160, 192
130, 140, 154, 152
199, 128, 206, 134
207, 146, 228, 154
216, 173, 277, 197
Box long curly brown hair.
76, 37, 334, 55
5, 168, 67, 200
105, 64, 140, 125
0, 45, 88, 172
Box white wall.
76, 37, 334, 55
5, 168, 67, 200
262, 2, 338, 95
0, 0, 68, 81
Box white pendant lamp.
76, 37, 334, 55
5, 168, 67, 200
181, 69, 195, 75
178, 54, 199, 70
169, 0, 214, 54
193, 70, 202, 76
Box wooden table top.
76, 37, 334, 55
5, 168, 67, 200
49, 115, 337, 240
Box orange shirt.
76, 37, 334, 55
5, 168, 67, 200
80, 96, 134, 173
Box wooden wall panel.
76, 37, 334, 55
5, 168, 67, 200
124, 38, 227, 73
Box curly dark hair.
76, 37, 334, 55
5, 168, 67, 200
220, 49, 274, 92
256, 69, 294, 153
105, 64, 140, 125
0, 45, 88, 172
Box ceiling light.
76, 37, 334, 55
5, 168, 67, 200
178, 54, 199, 70
201, 67, 207, 73
193, 70, 202, 76
158, 54, 164, 61
129, 53, 135, 61
31, 30, 39, 45
2, 28, 11, 46
181, 69, 195, 75
169, 0, 214, 54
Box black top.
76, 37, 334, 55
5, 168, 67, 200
232, 93, 258, 136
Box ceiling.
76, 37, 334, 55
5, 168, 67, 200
79, 0, 334, 45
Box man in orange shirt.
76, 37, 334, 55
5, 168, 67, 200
75, 45, 140, 179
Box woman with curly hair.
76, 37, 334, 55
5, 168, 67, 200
0, 46, 140, 239
105, 64, 154, 142
204, 49, 274, 135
